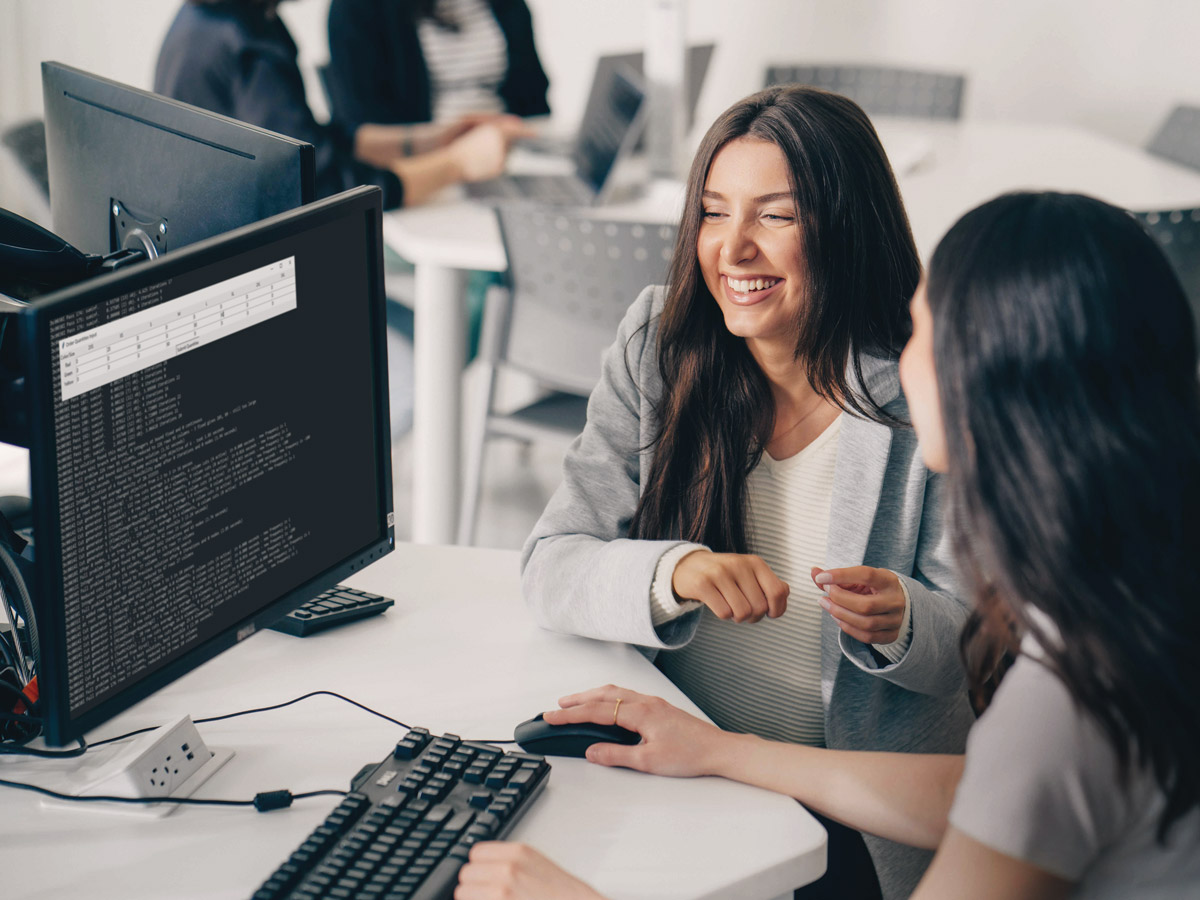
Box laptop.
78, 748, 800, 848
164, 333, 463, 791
522, 44, 715, 159
466, 63, 647, 206
595, 44, 715, 150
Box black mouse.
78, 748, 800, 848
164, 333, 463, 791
513, 713, 641, 758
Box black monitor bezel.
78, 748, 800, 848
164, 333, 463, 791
22, 187, 394, 747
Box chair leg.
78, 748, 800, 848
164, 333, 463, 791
458, 284, 508, 545
457, 428, 487, 547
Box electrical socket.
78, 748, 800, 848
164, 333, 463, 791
109, 714, 211, 797
70, 714, 234, 817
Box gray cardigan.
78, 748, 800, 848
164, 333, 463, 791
521, 286, 974, 899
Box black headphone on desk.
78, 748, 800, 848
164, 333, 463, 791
0, 510, 39, 744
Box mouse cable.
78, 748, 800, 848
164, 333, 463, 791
0, 777, 345, 812
86, 689, 517, 749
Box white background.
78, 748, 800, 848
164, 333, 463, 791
2, 0, 1199, 148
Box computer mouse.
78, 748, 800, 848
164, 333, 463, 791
513, 712, 641, 758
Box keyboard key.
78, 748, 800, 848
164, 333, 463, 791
507, 768, 535, 792
468, 791, 491, 809
392, 740, 420, 760
443, 810, 475, 835
473, 812, 500, 832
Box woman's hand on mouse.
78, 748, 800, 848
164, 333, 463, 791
671, 550, 789, 623
547, 686, 740, 778
811, 565, 907, 644
456, 842, 605, 900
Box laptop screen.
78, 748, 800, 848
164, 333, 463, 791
593, 44, 715, 143
570, 64, 646, 195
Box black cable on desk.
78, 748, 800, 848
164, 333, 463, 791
0, 777, 346, 810
2, 687, 518, 812
87, 690, 516, 748
0, 734, 86, 758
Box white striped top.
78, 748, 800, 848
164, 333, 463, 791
654, 416, 843, 746
418, 0, 508, 122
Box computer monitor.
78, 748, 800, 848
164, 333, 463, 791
41, 61, 315, 260
21, 186, 392, 747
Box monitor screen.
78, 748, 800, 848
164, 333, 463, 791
41, 61, 315, 260
22, 187, 392, 746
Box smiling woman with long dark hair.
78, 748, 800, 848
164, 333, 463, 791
520, 85, 974, 899
471, 191, 1200, 899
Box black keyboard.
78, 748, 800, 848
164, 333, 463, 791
268, 587, 394, 637
252, 729, 551, 900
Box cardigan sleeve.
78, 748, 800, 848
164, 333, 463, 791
838, 467, 971, 697
520, 286, 702, 649
492, 0, 551, 117
327, 0, 424, 131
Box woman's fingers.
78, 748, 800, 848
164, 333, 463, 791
544, 700, 633, 729
753, 558, 790, 618
819, 596, 900, 634
556, 685, 640, 710
674, 551, 790, 623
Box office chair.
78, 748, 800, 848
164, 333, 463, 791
457, 206, 678, 545
1133, 207, 1200, 358
1146, 105, 1200, 174
0, 119, 51, 228
764, 64, 965, 120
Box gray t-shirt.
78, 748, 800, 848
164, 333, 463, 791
949, 638, 1200, 898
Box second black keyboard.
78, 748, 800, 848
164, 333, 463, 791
268, 586, 394, 637
252, 728, 551, 900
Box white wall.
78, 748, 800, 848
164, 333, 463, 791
1, 0, 1198, 149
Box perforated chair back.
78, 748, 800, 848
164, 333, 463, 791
495, 205, 678, 395
1134, 207, 1200, 347
764, 64, 965, 120
1146, 105, 1200, 173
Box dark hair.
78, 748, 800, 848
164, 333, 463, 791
630, 85, 920, 549
927, 191, 1200, 840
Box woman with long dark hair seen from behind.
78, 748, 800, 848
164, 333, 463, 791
521, 85, 974, 898
462, 191, 1200, 899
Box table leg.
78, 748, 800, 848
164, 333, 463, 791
411, 263, 467, 545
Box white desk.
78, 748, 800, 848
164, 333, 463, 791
1, 543, 825, 900
384, 121, 1200, 544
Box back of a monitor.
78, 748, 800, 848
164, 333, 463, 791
42, 62, 314, 259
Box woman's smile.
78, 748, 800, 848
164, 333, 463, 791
722, 274, 785, 305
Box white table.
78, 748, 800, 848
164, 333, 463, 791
384, 121, 1200, 544
1, 543, 825, 900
